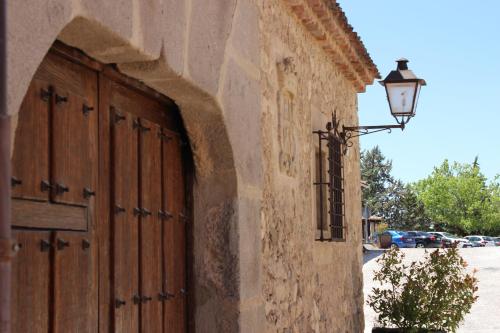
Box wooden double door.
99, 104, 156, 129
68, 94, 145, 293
10, 43, 188, 332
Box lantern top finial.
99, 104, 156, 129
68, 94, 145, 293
396, 58, 409, 70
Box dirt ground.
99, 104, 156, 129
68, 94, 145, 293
363, 247, 500, 333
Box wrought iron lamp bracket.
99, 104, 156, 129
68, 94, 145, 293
324, 113, 405, 152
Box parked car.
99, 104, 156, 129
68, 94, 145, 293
465, 235, 496, 247
381, 230, 416, 248
464, 236, 486, 247
493, 237, 500, 246
483, 236, 497, 246
428, 232, 473, 248
406, 231, 441, 248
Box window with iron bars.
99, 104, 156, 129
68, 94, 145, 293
313, 129, 345, 241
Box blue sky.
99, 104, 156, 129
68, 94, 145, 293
338, 0, 500, 184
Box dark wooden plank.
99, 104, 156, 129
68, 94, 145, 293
172, 135, 187, 333
11, 78, 50, 201
111, 106, 140, 333
50, 53, 98, 206
11, 199, 87, 230
97, 74, 112, 333
11, 230, 51, 333
139, 119, 163, 333
162, 132, 186, 332
53, 231, 97, 333
162, 131, 176, 331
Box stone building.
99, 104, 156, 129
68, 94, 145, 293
2, 0, 379, 332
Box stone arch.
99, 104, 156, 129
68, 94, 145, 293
7, 4, 242, 331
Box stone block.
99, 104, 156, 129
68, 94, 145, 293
230, 0, 260, 67
80, 0, 133, 43
222, 59, 262, 187
238, 197, 262, 300
136, 0, 164, 59
240, 304, 266, 333
161, 0, 188, 75
188, 0, 237, 95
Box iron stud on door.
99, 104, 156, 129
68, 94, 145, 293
40, 88, 52, 101
82, 104, 94, 116
115, 299, 126, 309
114, 205, 126, 214
158, 210, 173, 220
40, 239, 52, 252
40, 180, 53, 192
83, 187, 96, 199
56, 238, 70, 250
55, 94, 68, 104
11, 177, 22, 187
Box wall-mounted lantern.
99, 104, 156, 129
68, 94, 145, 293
380, 58, 426, 125
328, 58, 426, 149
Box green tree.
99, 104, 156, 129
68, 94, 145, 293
414, 159, 499, 235
361, 146, 430, 229
383, 180, 431, 230
361, 146, 394, 216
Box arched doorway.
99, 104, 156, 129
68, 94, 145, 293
10, 42, 191, 332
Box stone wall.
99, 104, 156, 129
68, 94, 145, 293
259, 1, 365, 332
6, 0, 374, 331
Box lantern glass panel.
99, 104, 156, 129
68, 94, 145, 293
386, 81, 418, 116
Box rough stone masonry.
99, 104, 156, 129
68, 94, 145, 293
6, 0, 378, 331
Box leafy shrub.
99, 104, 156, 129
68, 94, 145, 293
368, 247, 478, 332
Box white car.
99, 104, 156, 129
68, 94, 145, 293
466, 235, 496, 247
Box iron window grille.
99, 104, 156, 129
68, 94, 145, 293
313, 125, 346, 242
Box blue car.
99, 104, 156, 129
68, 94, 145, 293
382, 230, 417, 248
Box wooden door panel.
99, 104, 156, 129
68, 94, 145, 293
11, 230, 51, 333
51, 71, 98, 207
162, 133, 186, 332
139, 119, 163, 333
172, 135, 187, 333
53, 231, 96, 333
111, 107, 140, 333
11, 79, 50, 201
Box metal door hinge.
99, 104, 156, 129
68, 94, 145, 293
82, 104, 94, 116
56, 238, 70, 250
11, 177, 22, 188
83, 187, 96, 199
